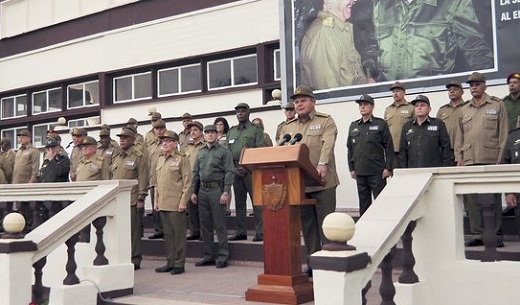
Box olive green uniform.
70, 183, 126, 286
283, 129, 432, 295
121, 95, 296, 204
227, 121, 264, 237
280, 109, 339, 258
455, 94, 508, 240
503, 93, 520, 132
69, 146, 83, 180
191, 143, 234, 264
111, 145, 149, 266
155, 151, 191, 269
184, 139, 205, 237
0, 149, 15, 184
436, 101, 466, 148
96, 143, 119, 167
300, 10, 366, 90
179, 130, 190, 151
76, 155, 111, 181
13, 144, 40, 183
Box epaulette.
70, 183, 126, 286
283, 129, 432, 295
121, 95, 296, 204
277, 121, 285, 127
95, 155, 105, 162
322, 16, 334, 28
490, 96, 502, 102
133, 149, 143, 157
315, 111, 331, 118
286, 117, 299, 124
175, 151, 186, 157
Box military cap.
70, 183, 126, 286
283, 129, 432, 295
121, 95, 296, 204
234, 102, 250, 110
411, 95, 431, 106
283, 101, 295, 109
389, 82, 406, 91
290, 85, 315, 99
507, 72, 520, 84
355, 94, 375, 105
126, 125, 138, 134
445, 80, 463, 89
153, 119, 166, 128
116, 127, 136, 138
181, 112, 192, 119
149, 112, 162, 121
466, 72, 486, 83
127, 118, 138, 125
187, 121, 203, 131
47, 128, 57, 134
77, 136, 97, 146
17, 129, 32, 137
0, 138, 11, 146
204, 125, 217, 133
159, 130, 179, 141
50, 134, 62, 143
45, 137, 60, 147
71, 128, 87, 137
99, 128, 111, 137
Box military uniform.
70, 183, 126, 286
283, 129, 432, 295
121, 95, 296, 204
155, 147, 191, 271
191, 136, 234, 265
503, 93, 520, 132
347, 111, 394, 215
227, 119, 265, 239
111, 143, 149, 267
374, 0, 493, 80
96, 143, 118, 166
300, 10, 366, 89
0, 149, 15, 184
398, 117, 453, 168
184, 138, 205, 238
436, 102, 466, 148
76, 155, 111, 181
13, 144, 40, 183
280, 108, 339, 259
38, 153, 70, 183
384, 102, 414, 153
501, 128, 520, 239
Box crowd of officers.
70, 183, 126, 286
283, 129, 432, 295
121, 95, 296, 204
0, 71, 519, 276
348, 71, 520, 249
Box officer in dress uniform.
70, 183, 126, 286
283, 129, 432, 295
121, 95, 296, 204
436, 80, 466, 154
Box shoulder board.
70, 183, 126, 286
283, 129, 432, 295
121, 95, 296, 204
373, 117, 385, 122
462, 100, 470, 106
322, 16, 334, 28
277, 121, 285, 127
95, 155, 105, 162
490, 96, 502, 102
315, 111, 330, 118
286, 117, 299, 124
175, 151, 186, 157
133, 149, 143, 157
229, 125, 239, 130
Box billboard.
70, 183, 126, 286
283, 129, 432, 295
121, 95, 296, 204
281, 0, 517, 101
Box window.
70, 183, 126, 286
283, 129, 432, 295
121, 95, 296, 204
274, 49, 281, 81
113, 72, 152, 103
32, 88, 62, 114
158, 64, 201, 97
1, 94, 27, 119
68, 81, 99, 109
1, 127, 28, 148
68, 116, 100, 128
207, 54, 257, 90
32, 123, 61, 147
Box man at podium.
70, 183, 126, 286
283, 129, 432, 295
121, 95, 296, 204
280, 85, 339, 276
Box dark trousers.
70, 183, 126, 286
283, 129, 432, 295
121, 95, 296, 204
150, 187, 163, 234
160, 210, 187, 268
464, 193, 503, 240
356, 174, 387, 216
233, 172, 262, 236
301, 187, 337, 261
198, 187, 229, 263
188, 200, 200, 236
130, 205, 142, 266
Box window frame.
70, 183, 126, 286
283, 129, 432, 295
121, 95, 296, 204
112, 71, 152, 104
67, 80, 100, 109
157, 63, 202, 98
206, 54, 258, 91
32, 87, 62, 115
1, 93, 28, 119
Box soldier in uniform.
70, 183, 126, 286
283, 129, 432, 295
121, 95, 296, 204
399, 95, 453, 168
154, 130, 191, 275
275, 101, 296, 142
76, 136, 111, 182
280, 85, 339, 277
38, 137, 71, 183
179, 112, 193, 150
111, 127, 149, 270
300, 0, 368, 90
126, 118, 145, 146
0, 139, 15, 185
184, 121, 205, 240
145, 112, 162, 148
455, 72, 508, 247
147, 119, 167, 240
96, 125, 119, 166
191, 125, 235, 269
503, 72, 520, 132
227, 102, 265, 242
347, 94, 394, 216
68, 128, 87, 181
436, 80, 466, 151
384, 82, 414, 167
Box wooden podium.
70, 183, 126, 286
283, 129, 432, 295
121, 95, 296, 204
240, 144, 322, 305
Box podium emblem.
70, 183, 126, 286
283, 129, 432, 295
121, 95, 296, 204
262, 176, 287, 211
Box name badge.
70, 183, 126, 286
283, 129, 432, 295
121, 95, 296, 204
427, 126, 438, 131
106, 151, 113, 155
369, 126, 379, 131
401, 110, 409, 114
125, 160, 135, 167
170, 160, 180, 167
310, 124, 322, 130
486, 109, 497, 115
228, 139, 235, 144
23, 151, 30, 156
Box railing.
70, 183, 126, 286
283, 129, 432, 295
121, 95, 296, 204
0, 180, 136, 305
311, 165, 520, 305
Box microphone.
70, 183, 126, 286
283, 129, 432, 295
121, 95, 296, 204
277, 134, 292, 146
289, 133, 303, 145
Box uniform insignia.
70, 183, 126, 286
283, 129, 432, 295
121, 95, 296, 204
23, 151, 30, 156
105, 150, 113, 155
427, 126, 438, 131
229, 139, 235, 144
369, 126, 379, 130
406, 129, 414, 135
125, 160, 135, 167
170, 159, 181, 167
322, 16, 334, 28
310, 124, 322, 130
514, 139, 520, 145
485, 109, 497, 115
400, 110, 409, 114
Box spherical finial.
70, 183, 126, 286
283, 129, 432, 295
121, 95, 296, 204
271, 89, 282, 100
148, 106, 157, 114
2, 213, 26, 239
57, 117, 67, 125
323, 212, 355, 242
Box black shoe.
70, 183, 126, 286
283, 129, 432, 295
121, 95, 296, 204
171, 267, 185, 274
186, 235, 200, 241
496, 240, 505, 248
195, 260, 216, 267
465, 239, 484, 247
252, 234, 263, 242
229, 234, 247, 241
133, 264, 140, 270
216, 261, 228, 269
248, 212, 255, 216
148, 232, 164, 240
305, 267, 313, 278
155, 265, 173, 273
